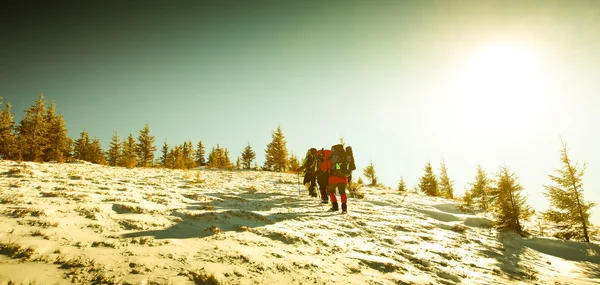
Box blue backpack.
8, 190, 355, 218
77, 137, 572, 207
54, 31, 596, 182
330, 144, 353, 177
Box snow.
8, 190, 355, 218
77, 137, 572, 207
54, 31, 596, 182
0, 160, 598, 284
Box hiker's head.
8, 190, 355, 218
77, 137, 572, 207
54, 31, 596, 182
309, 148, 317, 156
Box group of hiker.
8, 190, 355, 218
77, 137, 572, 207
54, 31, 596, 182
297, 144, 356, 214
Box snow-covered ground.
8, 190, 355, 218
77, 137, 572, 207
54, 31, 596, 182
0, 160, 598, 285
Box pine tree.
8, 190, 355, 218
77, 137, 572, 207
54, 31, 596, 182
222, 148, 232, 169
543, 140, 596, 242
241, 143, 256, 169
363, 160, 378, 185
107, 132, 121, 166
160, 141, 170, 168
73, 129, 91, 161
194, 140, 206, 166
16, 94, 48, 162
120, 133, 137, 168
288, 153, 300, 173
419, 162, 439, 196
182, 141, 195, 169
264, 126, 288, 172
43, 102, 70, 162
0, 102, 17, 160
135, 124, 156, 167
89, 138, 106, 165
397, 177, 407, 192
490, 165, 533, 232
467, 164, 492, 211
439, 161, 455, 199
171, 145, 185, 169
207, 146, 220, 169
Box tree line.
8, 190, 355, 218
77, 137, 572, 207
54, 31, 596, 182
0, 95, 297, 172
388, 142, 595, 243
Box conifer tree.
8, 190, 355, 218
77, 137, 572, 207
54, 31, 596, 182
439, 161, 455, 199
194, 140, 206, 166
288, 153, 300, 173
264, 126, 288, 172
107, 132, 121, 166
490, 165, 533, 232
17, 94, 48, 162
466, 164, 492, 211
160, 141, 170, 168
363, 160, 378, 185
73, 129, 91, 161
120, 133, 137, 168
171, 145, 185, 169
182, 141, 195, 169
222, 148, 232, 169
0, 102, 17, 160
43, 102, 70, 162
397, 177, 407, 192
241, 143, 256, 169
543, 140, 596, 242
236, 157, 241, 169
419, 162, 439, 196
135, 124, 156, 167
89, 138, 106, 165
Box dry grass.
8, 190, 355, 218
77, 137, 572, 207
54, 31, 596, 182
8, 208, 46, 218
75, 206, 101, 219
349, 184, 365, 199
180, 270, 222, 285
206, 225, 223, 234
0, 242, 35, 259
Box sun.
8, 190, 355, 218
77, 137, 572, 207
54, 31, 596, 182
449, 44, 548, 134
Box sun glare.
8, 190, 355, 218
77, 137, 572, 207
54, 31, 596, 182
450, 44, 548, 135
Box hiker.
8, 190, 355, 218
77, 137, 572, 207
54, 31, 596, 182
320, 144, 355, 213
315, 148, 329, 204
298, 148, 318, 197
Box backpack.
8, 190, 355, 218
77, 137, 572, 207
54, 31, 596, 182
304, 148, 318, 172
345, 146, 356, 171
330, 144, 352, 177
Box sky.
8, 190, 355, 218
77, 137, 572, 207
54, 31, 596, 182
1, 0, 600, 223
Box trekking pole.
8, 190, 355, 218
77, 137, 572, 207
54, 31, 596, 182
297, 171, 301, 198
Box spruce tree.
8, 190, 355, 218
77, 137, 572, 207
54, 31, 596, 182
43, 102, 69, 162
194, 140, 206, 166
183, 141, 195, 169
288, 153, 300, 173
363, 160, 378, 185
107, 132, 121, 166
222, 148, 232, 169
135, 124, 156, 167
89, 138, 106, 165
172, 145, 185, 169
120, 133, 138, 168
490, 165, 533, 232
439, 161, 455, 199
73, 129, 91, 161
264, 125, 288, 172
467, 164, 492, 211
543, 140, 596, 242
0, 102, 17, 160
160, 141, 170, 168
397, 177, 407, 192
241, 143, 256, 169
17, 94, 48, 162
419, 162, 439, 196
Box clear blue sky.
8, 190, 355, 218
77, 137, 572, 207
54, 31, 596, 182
2, 0, 599, 223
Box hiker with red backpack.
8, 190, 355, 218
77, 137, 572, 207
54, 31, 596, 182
320, 144, 356, 213
298, 148, 318, 197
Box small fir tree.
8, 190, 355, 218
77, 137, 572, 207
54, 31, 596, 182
264, 125, 288, 172
363, 160, 378, 185
135, 124, 156, 167
120, 133, 138, 168
288, 153, 300, 173
73, 129, 91, 161
397, 177, 407, 192
107, 132, 121, 166
17, 94, 48, 162
160, 141, 170, 168
467, 164, 492, 211
490, 165, 533, 232
194, 140, 206, 166
439, 161, 455, 199
241, 143, 256, 169
543, 140, 596, 242
0, 102, 17, 160
89, 138, 106, 165
419, 162, 439, 196
183, 141, 195, 169
43, 102, 69, 163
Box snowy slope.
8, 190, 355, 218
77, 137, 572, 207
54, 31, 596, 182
0, 160, 598, 285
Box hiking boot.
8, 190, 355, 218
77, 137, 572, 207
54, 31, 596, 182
321, 200, 329, 204
328, 202, 339, 212
341, 203, 347, 214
